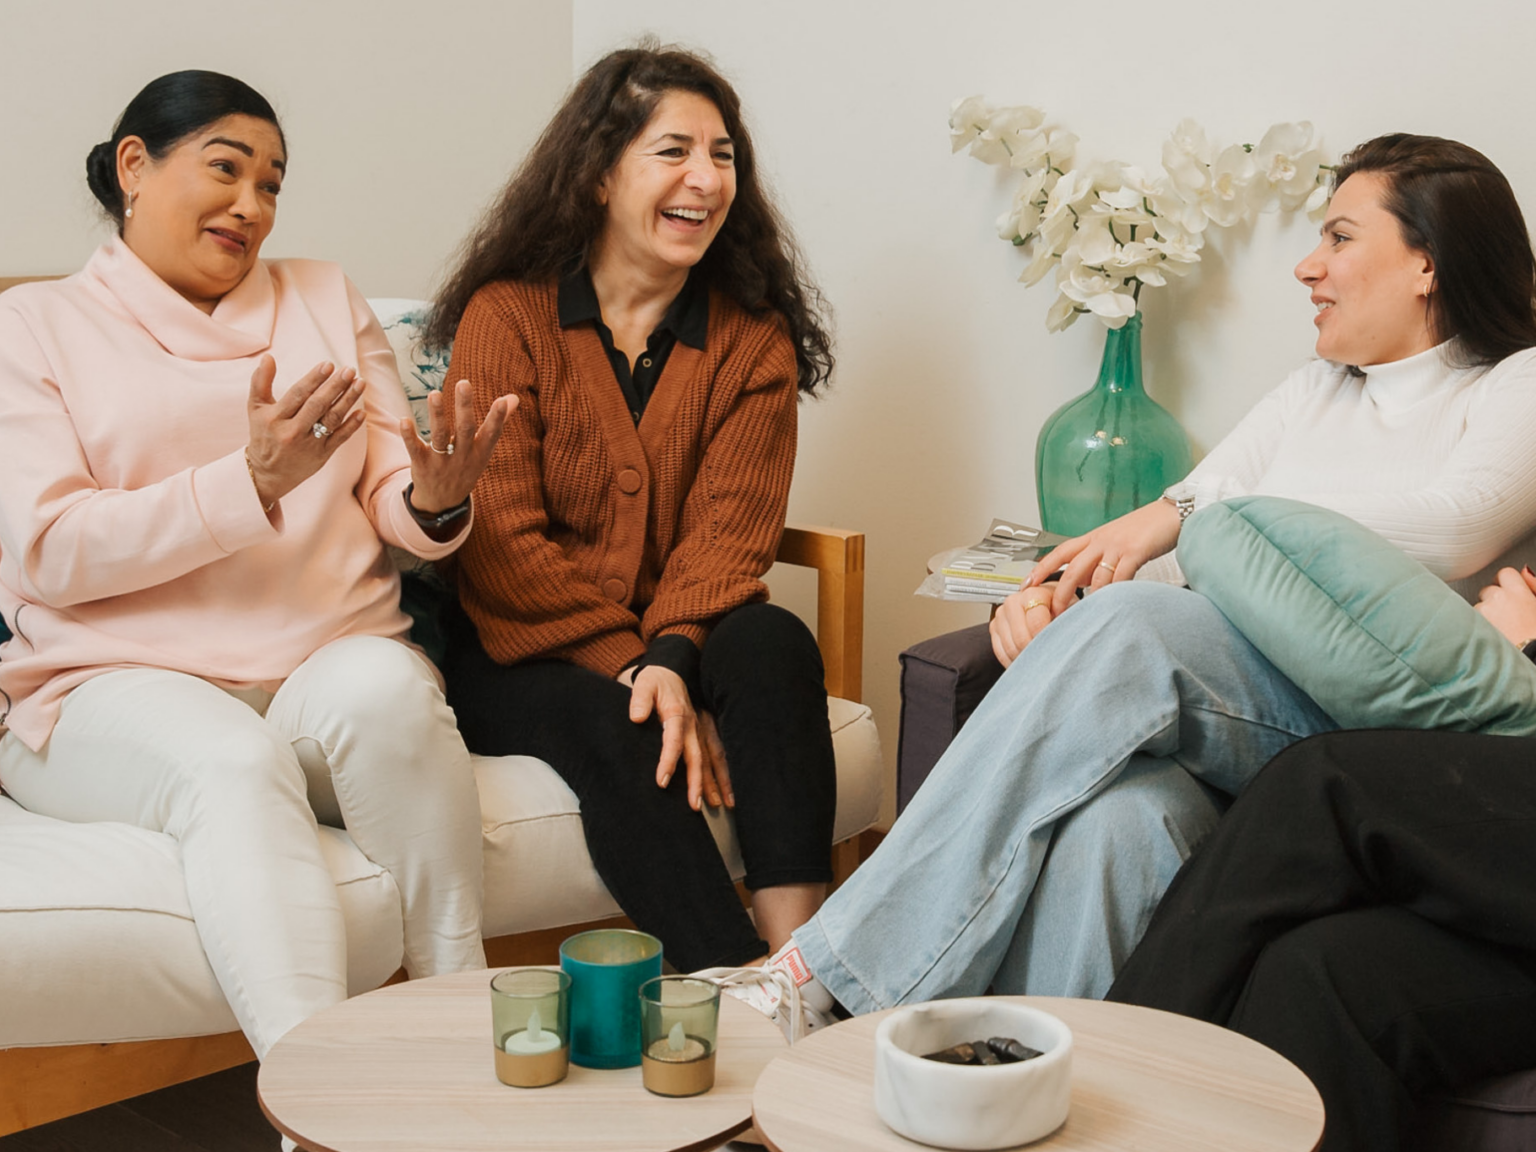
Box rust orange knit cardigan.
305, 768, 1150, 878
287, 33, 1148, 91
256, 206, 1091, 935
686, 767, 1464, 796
446, 278, 799, 677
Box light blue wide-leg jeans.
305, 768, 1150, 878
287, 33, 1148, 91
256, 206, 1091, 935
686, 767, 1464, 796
795, 582, 1336, 1013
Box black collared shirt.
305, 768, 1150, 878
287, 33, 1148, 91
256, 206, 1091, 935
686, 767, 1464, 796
557, 267, 709, 424
555, 267, 712, 696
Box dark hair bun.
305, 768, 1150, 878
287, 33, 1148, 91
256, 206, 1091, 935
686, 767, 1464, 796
85, 141, 122, 215
84, 71, 283, 225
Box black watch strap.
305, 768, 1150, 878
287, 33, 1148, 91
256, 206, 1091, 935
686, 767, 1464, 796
403, 483, 471, 531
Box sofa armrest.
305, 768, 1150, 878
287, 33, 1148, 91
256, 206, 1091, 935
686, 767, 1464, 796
776, 524, 864, 703
896, 623, 1004, 814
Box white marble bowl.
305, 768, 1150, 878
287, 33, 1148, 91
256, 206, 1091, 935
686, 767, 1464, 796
873, 999, 1072, 1150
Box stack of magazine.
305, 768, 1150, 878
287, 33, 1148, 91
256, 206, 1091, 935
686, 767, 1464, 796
932, 519, 1068, 603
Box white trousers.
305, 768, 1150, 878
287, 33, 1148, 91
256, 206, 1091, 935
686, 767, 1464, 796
0, 635, 486, 1058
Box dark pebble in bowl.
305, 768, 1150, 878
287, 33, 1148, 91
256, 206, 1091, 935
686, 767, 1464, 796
922, 1036, 1044, 1065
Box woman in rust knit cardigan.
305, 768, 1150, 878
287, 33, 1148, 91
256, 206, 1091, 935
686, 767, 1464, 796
427, 45, 839, 972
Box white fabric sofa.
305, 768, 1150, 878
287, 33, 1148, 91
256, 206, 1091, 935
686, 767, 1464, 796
0, 292, 883, 1134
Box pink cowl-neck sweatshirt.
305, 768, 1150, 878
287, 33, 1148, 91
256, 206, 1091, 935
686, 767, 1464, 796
0, 240, 469, 751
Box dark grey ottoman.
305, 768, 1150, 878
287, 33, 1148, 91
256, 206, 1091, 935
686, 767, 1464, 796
896, 622, 1004, 813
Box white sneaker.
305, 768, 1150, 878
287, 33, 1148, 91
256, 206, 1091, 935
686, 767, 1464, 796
697, 963, 831, 1044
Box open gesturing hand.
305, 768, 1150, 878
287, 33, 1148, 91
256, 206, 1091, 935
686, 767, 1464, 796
399, 379, 516, 514
245, 355, 367, 509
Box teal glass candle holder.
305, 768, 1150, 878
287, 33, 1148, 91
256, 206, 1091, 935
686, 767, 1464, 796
559, 928, 663, 1069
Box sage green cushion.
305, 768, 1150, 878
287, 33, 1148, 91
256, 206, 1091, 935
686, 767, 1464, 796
1177, 496, 1536, 735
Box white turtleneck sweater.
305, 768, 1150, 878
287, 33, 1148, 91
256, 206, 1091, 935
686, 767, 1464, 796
1154, 343, 1536, 598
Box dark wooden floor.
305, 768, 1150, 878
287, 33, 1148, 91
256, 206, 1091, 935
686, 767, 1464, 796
0, 1065, 762, 1150
0, 1064, 278, 1152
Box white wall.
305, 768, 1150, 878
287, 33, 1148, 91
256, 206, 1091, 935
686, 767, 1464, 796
1, 0, 573, 298
574, 0, 1536, 824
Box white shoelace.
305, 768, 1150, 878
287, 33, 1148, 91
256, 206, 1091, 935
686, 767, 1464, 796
710, 964, 810, 1043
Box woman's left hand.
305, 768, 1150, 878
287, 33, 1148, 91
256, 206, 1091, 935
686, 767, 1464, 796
398, 379, 516, 513
1025, 498, 1182, 613
1475, 566, 1536, 646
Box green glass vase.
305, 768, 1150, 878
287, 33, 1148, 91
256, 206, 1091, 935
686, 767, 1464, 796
1034, 312, 1193, 537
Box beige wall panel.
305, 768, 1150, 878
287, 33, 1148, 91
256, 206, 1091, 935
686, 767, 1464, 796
2, 0, 574, 298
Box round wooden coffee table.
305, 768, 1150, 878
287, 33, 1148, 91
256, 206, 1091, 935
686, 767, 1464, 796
257, 968, 785, 1152
752, 997, 1324, 1151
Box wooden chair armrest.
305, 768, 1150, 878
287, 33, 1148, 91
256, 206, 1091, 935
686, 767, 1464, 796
775, 523, 865, 702
0, 275, 64, 294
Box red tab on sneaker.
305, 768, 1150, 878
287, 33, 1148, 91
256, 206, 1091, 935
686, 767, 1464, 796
779, 946, 814, 988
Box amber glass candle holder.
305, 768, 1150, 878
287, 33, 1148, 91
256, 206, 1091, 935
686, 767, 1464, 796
639, 976, 719, 1097
490, 969, 570, 1088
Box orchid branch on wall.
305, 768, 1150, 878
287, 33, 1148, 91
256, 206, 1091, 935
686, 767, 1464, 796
950, 98, 1333, 331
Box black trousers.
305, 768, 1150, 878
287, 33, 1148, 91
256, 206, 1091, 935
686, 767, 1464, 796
442, 601, 837, 972
1107, 729, 1536, 1152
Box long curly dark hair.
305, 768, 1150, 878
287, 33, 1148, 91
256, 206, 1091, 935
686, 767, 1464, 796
427, 43, 833, 393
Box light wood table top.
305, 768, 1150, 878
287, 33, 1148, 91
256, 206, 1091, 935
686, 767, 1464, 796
752, 996, 1324, 1152
257, 968, 786, 1152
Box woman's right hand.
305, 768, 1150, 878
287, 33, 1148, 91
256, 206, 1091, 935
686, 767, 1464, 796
623, 665, 731, 811
990, 588, 1062, 668
1025, 498, 1183, 614
244, 355, 366, 509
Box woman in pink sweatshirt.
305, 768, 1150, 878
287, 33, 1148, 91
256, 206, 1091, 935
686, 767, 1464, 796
0, 71, 511, 1061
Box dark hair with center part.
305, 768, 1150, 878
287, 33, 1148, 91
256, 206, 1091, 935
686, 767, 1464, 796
427, 42, 833, 393
86, 70, 285, 226
1332, 134, 1536, 368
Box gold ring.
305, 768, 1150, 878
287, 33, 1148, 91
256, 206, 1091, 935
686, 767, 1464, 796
1097, 561, 1116, 574
1023, 599, 1049, 612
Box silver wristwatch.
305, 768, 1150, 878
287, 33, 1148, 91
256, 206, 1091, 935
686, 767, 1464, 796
1161, 491, 1196, 523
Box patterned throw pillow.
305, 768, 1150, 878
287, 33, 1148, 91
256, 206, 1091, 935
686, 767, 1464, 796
368, 298, 457, 666
367, 298, 451, 439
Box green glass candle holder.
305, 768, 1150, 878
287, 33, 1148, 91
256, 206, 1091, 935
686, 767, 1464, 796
639, 976, 720, 1097
490, 968, 570, 1088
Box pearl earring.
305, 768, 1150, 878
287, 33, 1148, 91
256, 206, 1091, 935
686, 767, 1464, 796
124, 190, 135, 220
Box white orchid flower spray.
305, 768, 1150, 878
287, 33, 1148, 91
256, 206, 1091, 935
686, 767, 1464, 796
951, 99, 1333, 332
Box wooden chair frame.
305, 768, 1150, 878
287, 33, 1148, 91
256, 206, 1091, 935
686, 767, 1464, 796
0, 523, 867, 1135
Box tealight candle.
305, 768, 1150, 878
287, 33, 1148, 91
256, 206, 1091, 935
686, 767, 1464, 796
491, 970, 571, 1088
504, 1009, 563, 1054
639, 977, 720, 1098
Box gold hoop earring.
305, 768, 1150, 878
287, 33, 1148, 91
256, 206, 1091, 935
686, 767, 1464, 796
124, 190, 136, 220
1422, 282, 1433, 298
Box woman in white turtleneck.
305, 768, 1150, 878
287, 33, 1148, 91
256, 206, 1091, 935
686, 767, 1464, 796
1007, 139, 1536, 629
709, 134, 1536, 1039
